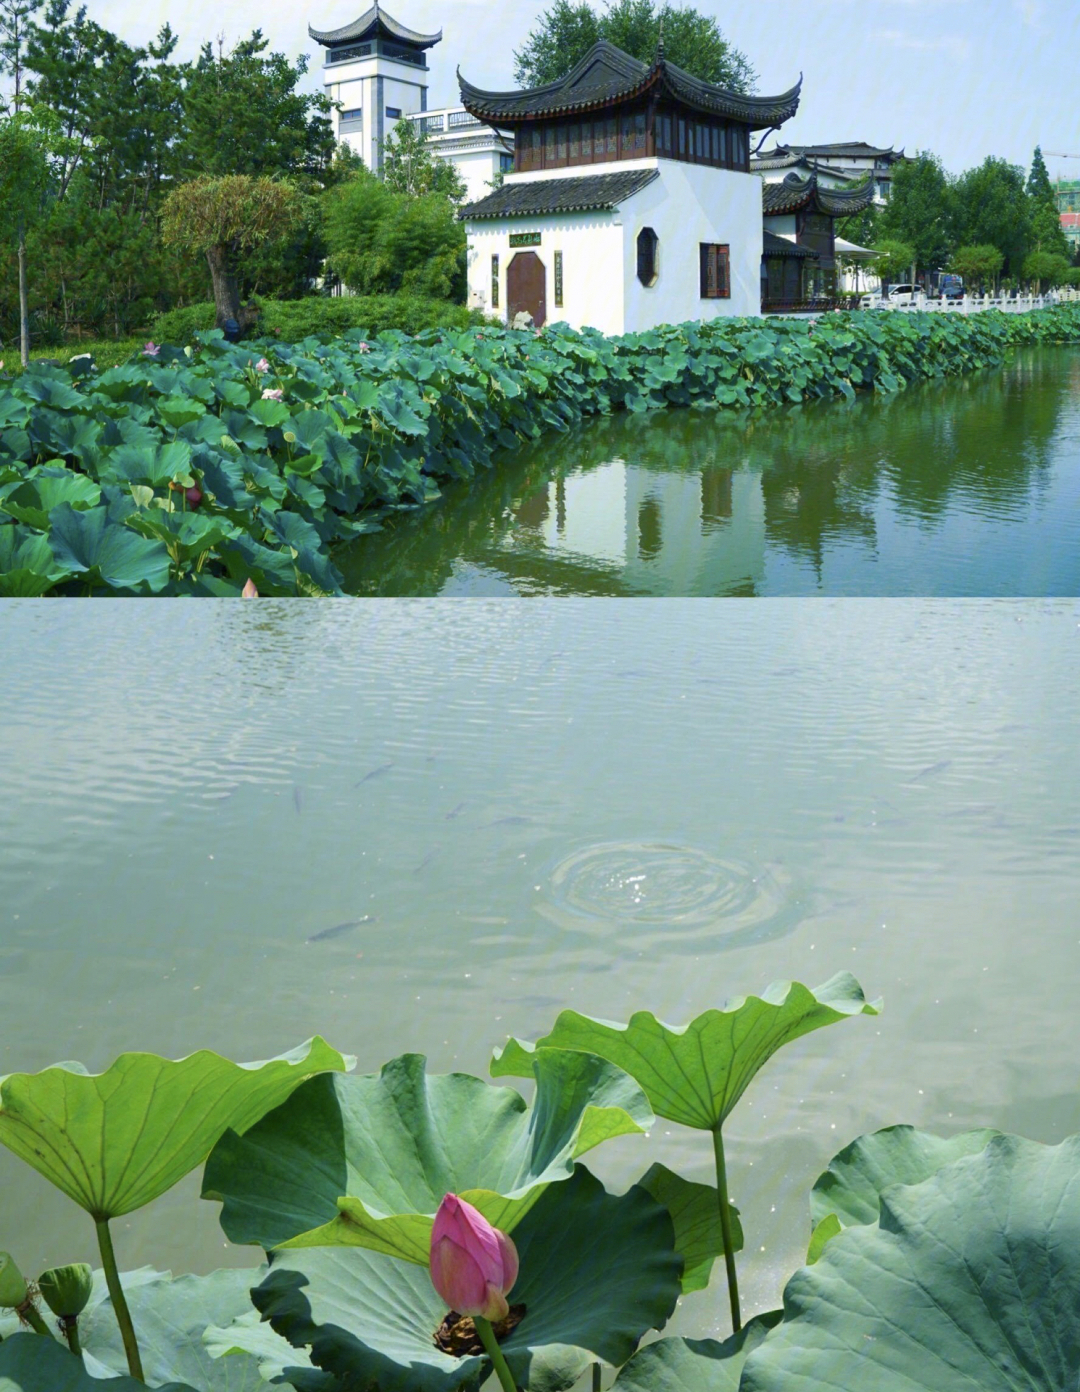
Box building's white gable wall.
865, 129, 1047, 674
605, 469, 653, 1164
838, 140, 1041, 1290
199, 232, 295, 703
465, 156, 763, 334
764, 213, 798, 241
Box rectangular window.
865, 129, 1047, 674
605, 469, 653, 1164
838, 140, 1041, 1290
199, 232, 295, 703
579, 120, 592, 161
604, 116, 618, 157
569, 123, 582, 162
554, 250, 564, 308
521, 127, 542, 171
678, 117, 687, 158
491, 255, 499, 309
500, 153, 514, 173
386, 106, 402, 119
659, 113, 672, 156
718, 124, 728, 165
710, 124, 719, 164
544, 125, 557, 165
555, 124, 568, 163
700, 243, 731, 299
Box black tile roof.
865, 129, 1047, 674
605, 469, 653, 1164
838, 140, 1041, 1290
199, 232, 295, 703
459, 40, 800, 131
460, 168, 660, 221
763, 230, 818, 258
309, 2, 441, 48
758, 141, 905, 162
761, 172, 876, 217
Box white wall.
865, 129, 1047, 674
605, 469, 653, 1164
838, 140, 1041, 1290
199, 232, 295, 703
323, 52, 428, 170
464, 156, 764, 334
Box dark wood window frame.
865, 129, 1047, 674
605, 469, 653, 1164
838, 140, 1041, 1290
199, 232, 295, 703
700, 243, 731, 299
637, 227, 659, 288
513, 104, 751, 174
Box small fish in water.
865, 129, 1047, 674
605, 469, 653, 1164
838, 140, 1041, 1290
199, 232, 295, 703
293, 786, 304, 814
354, 762, 393, 788
307, 915, 376, 943
413, 848, 441, 874
445, 801, 467, 820
483, 815, 534, 828
911, 760, 952, 781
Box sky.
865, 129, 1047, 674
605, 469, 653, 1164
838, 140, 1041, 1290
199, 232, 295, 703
67, 0, 1080, 179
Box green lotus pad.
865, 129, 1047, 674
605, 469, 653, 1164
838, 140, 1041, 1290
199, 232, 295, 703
636, 1163, 743, 1293
203, 1049, 654, 1263
491, 973, 881, 1130
613, 1313, 783, 1392
807, 1123, 997, 1260
742, 1133, 1080, 1391
0, 1038, 351, 1219
251, 1166, 682, 1392
0, 1333, 195, 1392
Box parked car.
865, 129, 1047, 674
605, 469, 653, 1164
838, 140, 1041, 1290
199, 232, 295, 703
887, 284, 924, 306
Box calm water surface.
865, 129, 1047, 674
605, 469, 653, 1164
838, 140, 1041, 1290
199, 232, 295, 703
1, 600, 1078, 1329
340, 347, 1080, 596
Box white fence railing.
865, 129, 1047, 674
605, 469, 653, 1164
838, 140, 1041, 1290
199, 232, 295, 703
860, 291, 1074, 314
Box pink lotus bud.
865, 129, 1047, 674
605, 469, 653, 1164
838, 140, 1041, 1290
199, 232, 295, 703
185, 485, 202, 507
429, 1195, 518, 1321
241, 578, 258, 599
256, 358, 271, 373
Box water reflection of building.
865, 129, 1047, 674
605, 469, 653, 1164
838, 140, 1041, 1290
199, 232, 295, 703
506, 461, 767, 594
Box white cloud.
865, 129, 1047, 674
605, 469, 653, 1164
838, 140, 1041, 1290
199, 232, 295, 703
872, 28, 972, 58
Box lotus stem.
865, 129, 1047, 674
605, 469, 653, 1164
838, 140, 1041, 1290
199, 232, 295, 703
592, 1361, 602, 1392
61, 1317, 82, 1356
475, 1315, 517, 1392
711, 1125, 742, 1334
95, 1218, 144, 1381
17, 1301, 51, 1337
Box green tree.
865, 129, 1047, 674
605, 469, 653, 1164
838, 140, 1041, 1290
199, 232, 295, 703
876, 151, 953, 278
160, 175, 304, 327
948, 243, 1004, 292
322, 170, 466, 300
173, 32, 335, 182
0, 109, 55, 364
514, 0, 756, 91
0, 0, 42, 105
381, 118, 467, 202
1022, 249, 1071, 292
1026, 146, 1069, 257
950, 157, 1031, 279
868, 238, 916, 286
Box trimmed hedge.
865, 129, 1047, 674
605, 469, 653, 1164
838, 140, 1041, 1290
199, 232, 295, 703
2, 305, 1080, 597
151, 296, 487, 345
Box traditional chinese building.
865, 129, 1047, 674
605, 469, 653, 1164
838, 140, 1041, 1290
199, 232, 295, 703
753, 141, 908, 203
457, 40, 802, 333
761, 172, 875, 309
309, 3, 511, 199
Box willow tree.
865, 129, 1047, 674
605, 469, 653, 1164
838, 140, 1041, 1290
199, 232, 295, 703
161, 174, 303, 330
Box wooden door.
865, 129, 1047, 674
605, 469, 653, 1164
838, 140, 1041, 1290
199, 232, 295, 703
507, 251, 547, 328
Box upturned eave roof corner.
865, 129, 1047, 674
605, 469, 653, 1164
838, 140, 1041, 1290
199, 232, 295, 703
761, 169, 876, 216
459, 40, 800, 129
309, 2, 442, 48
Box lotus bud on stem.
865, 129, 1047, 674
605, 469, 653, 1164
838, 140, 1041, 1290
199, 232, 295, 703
429, 1194, 520, 1392
0, 1253, 51, 1337
39, 1264, 93, 1356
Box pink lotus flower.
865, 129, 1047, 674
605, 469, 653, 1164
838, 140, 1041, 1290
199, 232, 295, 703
261, 387, 283, 401
357, 342, 370, 353
256, 357, 271, 373
143, 342, 160, 357
429, 1195, 518, 1321
241, 578, 258, 599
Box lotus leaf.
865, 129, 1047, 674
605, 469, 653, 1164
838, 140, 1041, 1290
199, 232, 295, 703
204, 1308, 330, 1386
491, 974, 881, 1130
251, 1166, 681, 1392
47, 503, 171, 593
741, 1133, 1080, 1392
203, 1050, 653, 1262
76, 1266, 276, 1390
0, 526, 69, 596
636, 1163, 743, 1293
808, 1124, 997, 1258
0, 1333, 195, 1392
0, 1037, 351, 1219
613, 1314, 783, 1392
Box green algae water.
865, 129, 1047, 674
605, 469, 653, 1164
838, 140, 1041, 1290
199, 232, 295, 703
339, 347, 1080, 596
1, 599, 1078, 1329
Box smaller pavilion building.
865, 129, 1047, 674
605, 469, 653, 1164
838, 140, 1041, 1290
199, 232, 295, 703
761, 171, 875, 308
753, 141, 908, 203
457, 41, 801, 334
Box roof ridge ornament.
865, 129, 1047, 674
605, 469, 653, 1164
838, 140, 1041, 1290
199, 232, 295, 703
656, 14, 665, 61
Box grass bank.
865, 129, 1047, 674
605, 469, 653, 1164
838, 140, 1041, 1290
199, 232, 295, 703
2, 306, 1079, 596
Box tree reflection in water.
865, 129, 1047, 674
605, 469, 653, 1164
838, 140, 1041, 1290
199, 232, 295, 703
337, 346, 1080, 596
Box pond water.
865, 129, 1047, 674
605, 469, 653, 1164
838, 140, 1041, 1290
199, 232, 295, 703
1, 600, 1079, 1332
340, 347, 1080, 597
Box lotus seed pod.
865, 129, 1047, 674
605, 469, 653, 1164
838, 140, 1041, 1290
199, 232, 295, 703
38, 1263, 93, 1318
0, 1252, 28, 1309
